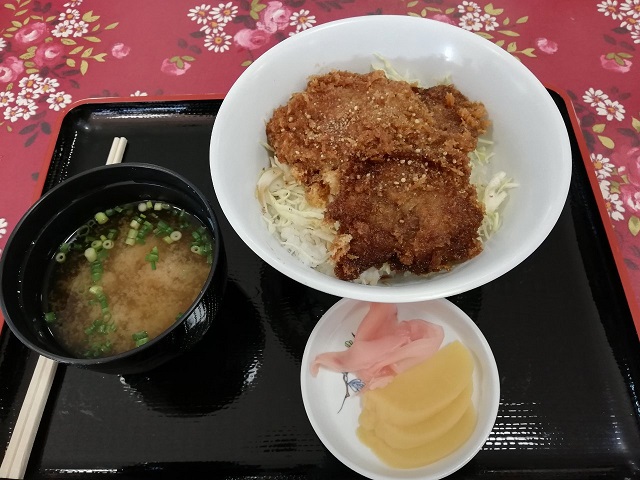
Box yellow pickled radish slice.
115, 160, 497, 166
360, 382, 473, 450
357, 404, 477, 469
363, 340, 474, 427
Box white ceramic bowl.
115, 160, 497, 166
210, 15, 572, 302
300, 298, 500, 480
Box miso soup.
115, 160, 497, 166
44, 201, 214, 358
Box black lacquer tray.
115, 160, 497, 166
1, 90, 640, 479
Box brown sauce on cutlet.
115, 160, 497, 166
265, 70, 489, 281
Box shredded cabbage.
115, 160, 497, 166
256, 154, 337, 268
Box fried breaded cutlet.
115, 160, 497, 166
265, 70, 489, 281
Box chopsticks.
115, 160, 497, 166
0, 356, 57, 479
0, 137, 128, 479
107, 137, 128, 165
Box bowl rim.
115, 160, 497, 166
0, 162, 223, 366
210, 14, 573, 302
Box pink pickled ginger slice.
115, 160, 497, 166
311, 303, 444, 391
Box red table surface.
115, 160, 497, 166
0, 0, 639, 329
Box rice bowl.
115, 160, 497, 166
209, 15, 572, 302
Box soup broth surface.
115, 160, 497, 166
45, 201, 213, 358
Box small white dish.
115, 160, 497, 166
300, 298, 500, 480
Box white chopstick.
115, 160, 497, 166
106, 137, 127, 165
0, 356, 57, 479
0, 136, 128, 479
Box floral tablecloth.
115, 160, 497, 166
1, 0, 639, 324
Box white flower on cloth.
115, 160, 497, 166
47, 91, 72, 111
619, 13, 639, 29
620, 0, 640, 16
211, 2, 238, 23
0, 91, 15, 107
459, 12, 482, 31
479, 13, 499, 31
600, 179, 611, 199
598, 0, 625, 20
3, 105, 24, 122
631, 28, 640, 43
204, 32, 231, 52
72, 20, 89, 37
130, 91, 148, 96
458, 1, 482, 14
188, 4, 214, 24
290, 9, 316, 32
606, 192, 626, 220
52, 20, 74, 38
34, 77, 59, 95
19, 73, 43, 91
0, 218, 7, 238
17, 89, 40, 104
583, 88, 609, 107
596, 98, 626, 121
19, 100, 38, 120
58, 8, 80, 22
63, 0, 83, 8
200, 18, 227, 35
590, 153, 615, 180
0, 38, 6, 52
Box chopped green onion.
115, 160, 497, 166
114, 206, 123, 213
102, 239, 114, 250
130, 219, 141, 229
84, 247, 97, 263
105, 209, 115, 217
89, 285, 103, 295
55, 252, 66, 263
191, 245, 202, 255
176, 312, 183, 320
107, 229, 118, 240
170, 231, 182, 242
94, 212, 108, 225
91, 240, 102, 250
90, 261, 103, 282
138, 202, 147, 212
132, 330, 148, 341
154, 202, 163, 211
127, 228, 137, 239
44, 311, 56, 323
59, 243, 71, 254
162, 236, 173, 244
132, 330, 149, 347
146, 200, 153, 209
125, 238, 135, 246
145, 246, 159, 269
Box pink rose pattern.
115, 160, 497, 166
1, 0, 120, 146
165, 1, 318, 72
405, 1, 540, 58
